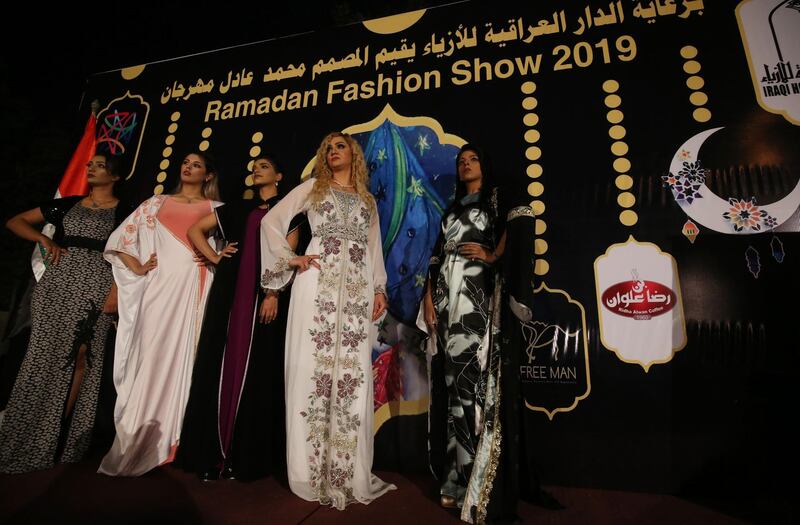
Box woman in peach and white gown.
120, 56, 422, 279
99, 152, 225, 476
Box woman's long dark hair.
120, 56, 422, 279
449, 143, 497, 214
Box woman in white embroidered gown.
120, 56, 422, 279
261, 132, 395, 509
99, 152, 225, 476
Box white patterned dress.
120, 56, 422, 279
260, 179, 395, 509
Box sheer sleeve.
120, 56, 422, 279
260, 179, 314, 291
367, 200, 387, 297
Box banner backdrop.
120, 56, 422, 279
80, 0, 799, 490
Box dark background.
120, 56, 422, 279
0, 0, 453, 309
1, 3, 797, 523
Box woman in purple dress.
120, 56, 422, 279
175, 153, 304, 481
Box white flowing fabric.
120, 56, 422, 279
261, 179, 395, 509
98, 195, 220, 477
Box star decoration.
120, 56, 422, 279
407, 176, 424, 198
416, 133, 431, 156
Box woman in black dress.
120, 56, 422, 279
176, 153, 304, 481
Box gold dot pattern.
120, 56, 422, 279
606, 109, 624, 124
613, 158, 631, 173
602, 80, 619, 93
603, 79, 637, 227
197, 127, 213, 153
689, 92, 708, 106
528, 182, 544, 197
620, 210, 638, 226
244, 130, 266, 199
615, 174, 633, 190
525, 146, 542, 161
522, 97, 538, 110
604, 94, 622, 108
686, 76, 704, 90
524, 129, 540, 144
521, 82, 548, 274
608, 125, 626, 140
681, 46, 712, 123
682, 60, 701, 74
523, 113, 539, 127
617, 192, 636, 208
158, 114, 180, 194
693, 108, 712, 123
527, 164, 543, 179
610, 141, 628, 156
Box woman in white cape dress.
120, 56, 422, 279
260, 132, 395, 509
99, 152, 225, 476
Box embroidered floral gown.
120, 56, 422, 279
260, 179, 395, 509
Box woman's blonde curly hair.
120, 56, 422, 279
309, 132, 375, 212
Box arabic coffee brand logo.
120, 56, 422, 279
601, 279, 676, 320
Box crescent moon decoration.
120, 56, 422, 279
665, 127, 800, 234
120, 64, 145, 80
362, 9, 426, 34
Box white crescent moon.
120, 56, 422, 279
669, 127, 800, 234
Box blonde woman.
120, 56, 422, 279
260, 132, 394, 509
99, 152, 222, 476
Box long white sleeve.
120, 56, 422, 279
260, 178, 314, 291
367, 200, 387, 297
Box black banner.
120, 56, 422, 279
81, 0, 799, 491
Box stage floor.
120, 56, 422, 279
0, 455, 767, 524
